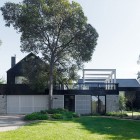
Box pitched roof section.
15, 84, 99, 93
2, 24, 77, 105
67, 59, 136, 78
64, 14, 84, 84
116, 79, 140, 88
7, 52, 39, 72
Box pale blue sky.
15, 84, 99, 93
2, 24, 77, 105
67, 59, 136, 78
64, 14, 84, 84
0, 0, 140, 81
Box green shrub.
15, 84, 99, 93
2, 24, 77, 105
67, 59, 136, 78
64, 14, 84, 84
106, 112, 128, 117
40, 110, 47, 114
52, 112, 73, 120
47, 108, 79, 120
63, 111, 73, 119
24, 112, 49, 120
46, 108, 68, 114
25, 108, 79, 120
52, 113, 63, 119
72, 112, 80, 118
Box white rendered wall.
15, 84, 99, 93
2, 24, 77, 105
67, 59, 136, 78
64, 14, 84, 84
52, 95, 64, 109
75, 95, 91, 114
106, 95, 119, 112
7, 95, 49, 114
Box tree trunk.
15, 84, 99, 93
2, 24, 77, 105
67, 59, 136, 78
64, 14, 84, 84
48, 60, 54, 110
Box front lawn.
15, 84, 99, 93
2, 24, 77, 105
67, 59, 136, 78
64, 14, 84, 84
0, 116, 140, 140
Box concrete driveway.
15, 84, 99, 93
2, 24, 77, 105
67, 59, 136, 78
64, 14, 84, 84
0, 115, 26, 132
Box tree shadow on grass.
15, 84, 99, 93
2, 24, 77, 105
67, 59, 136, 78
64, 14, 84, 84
73, 116, 140, 140
24, 116, 140, 140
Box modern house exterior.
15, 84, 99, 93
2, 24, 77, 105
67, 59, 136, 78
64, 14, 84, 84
117, 79, 140, 109
0, 53, 139, 115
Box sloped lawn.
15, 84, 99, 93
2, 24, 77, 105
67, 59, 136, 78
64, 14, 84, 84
0, 116, 140, 140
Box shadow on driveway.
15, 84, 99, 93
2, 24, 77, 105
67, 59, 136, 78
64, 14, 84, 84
0, 115, 26, 132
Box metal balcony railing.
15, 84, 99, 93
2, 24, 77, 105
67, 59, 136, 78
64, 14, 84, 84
54, 83, 119, 91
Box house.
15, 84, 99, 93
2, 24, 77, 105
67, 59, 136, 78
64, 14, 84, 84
7, 52, 44, 84
0, 53, 139, 115
117, 79, 140, 109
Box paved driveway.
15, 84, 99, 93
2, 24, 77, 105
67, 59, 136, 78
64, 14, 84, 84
0, 115, 26, 132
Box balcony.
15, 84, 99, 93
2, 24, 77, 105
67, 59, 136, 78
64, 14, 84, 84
54, 83, 119, 91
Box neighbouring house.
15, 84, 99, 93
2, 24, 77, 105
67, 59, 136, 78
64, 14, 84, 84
0, 53, 139, 114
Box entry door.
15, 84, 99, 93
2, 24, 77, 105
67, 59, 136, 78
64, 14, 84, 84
98, 96, 106, 114
64, 95, 75, 112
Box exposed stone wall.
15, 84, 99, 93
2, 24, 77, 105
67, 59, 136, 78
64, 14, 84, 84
106, 95, 119, 112
0, 95, 7, 114
75, 95, 91, 114
52, 95, 64, 109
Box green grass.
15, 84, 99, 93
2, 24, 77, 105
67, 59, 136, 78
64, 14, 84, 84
0, 116, 140, 140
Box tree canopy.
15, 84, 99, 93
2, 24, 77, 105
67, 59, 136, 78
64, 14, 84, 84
1, 0, 98, 109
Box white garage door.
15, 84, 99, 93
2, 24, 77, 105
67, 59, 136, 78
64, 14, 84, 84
7, 95, 49, 114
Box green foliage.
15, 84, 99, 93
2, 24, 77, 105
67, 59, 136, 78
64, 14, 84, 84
22, 53, 49, 91
106, 112, 128, 117
51, 111, 74, 119
0, 0, 98, 64
54, 64, 80, 89
63, 111, 74, 119
46, 108, 67, 114
51, 112, 74, 120
50, 109, 79, 120
25, 108, 79, 120
24, 112, 48, 120
52, 113, 64, 119
40, 110, 47, 114
1, 0, 98, 109
72, 112, 80, 118
119, 94, 127, 112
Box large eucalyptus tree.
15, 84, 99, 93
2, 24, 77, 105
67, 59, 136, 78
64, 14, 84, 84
1, 0, 98, 109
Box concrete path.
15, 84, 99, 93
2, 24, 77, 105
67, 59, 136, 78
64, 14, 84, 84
0, 115, 26, 132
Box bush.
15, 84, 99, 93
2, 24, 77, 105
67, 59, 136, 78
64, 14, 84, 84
72, 112, 80, 118
40, 110, 47, 114
63, 111, 73, 119
46, 108, 68, 114
25, 108, 79, 120
46, 108, 79, 120
106, 112, 128, 117
52, 113, 64, 119
51, 112, 73, 119
24, 112, 49, 120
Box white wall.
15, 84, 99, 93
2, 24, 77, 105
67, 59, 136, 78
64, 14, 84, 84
75, 95, 91, 114
7, 95, 49, 114
106, 95, 119, 112
52, 95, 64, 109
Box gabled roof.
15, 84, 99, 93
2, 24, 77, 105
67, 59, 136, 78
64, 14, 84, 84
7, 52, 40, 72
116, 79, 140, 88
